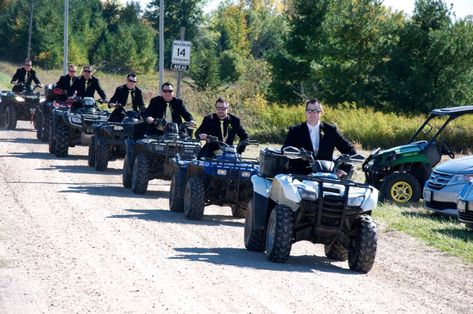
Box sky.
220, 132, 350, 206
134, 0, 473, 18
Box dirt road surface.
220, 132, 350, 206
0, 121, 472, 313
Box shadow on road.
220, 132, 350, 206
170, 247, 356, 274
60, 185, 169, 199
43, 164, 121, 175
0, 137, 43, 145
0, 151, 56, 160
108, 208, 245, 227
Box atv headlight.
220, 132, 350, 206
40, 96, 46, 103
69, 114, 82, 124
241, 171, 251, 178
297, 186, 318, 201
217, 169, 227, 176
15, 96, 25, 102
347, 196, 365, 207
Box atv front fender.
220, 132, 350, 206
251, 175, 272, 230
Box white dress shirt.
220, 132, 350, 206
307, 122, 320, 155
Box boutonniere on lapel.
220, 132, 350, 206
320, 127, 325, 138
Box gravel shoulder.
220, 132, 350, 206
0, 122, 472, 313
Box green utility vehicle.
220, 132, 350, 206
362, 105, 473, 203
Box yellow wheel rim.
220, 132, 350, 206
390, 181, 412, 203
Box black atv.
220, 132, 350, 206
89, 105, 144, 171
50, 97, 109, 157
37, 84, 71, 142
122, 119, 201, 195
170, 136, 258, 220
0, 84, 44, 130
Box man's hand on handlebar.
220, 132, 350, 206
198, 133, 208, 140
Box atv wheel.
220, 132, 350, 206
131, 153, 149, 194
43, 114, 51, 142
380, 172, 421, 203
244, 198, 265, 252
122, 156, 133, 188
348, 215, 378, 273
35, 113, 43, 140
48, 123, 56, 154
55, 122, 69, 157
324, 241, 348, 261
88, 136, 96, 167
184, 176, 205, 220
95, 137, 110, 171
5, 105, 17, 130
265, 204, 293, 263
231, 200, 248, 218
169, 173, 185, 212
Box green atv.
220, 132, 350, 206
362, 105, 473, 204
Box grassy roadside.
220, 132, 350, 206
1, 62, 472, 265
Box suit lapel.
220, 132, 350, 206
303, 123, 313, 152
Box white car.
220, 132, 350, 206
423, 156, 473, 215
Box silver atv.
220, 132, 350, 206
244, 146, 379, 273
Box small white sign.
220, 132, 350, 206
171, 40, 192, 65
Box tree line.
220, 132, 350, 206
1, 0, 473, 113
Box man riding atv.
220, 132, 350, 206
10, 59, 42, 93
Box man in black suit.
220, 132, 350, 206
108, 73, 145, 122
283, 98, 356, 174
55, 64, 78, 101
69, 65, 107, 100
10, 59, 42, 93
144, 82, 195, 135
195, 97, 249, 158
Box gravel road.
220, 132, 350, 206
0, 121, 472, 313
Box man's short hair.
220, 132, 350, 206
127, 73, 136, 80
305, 98, 324, 113
161, 82, 173, 90
215, 97, 228, 106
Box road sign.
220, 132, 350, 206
171, 40, 191, 71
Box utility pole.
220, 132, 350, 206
63, 0, 69, 74
27, 0, 33, 59
159, 0, 164, 90
176, 27, 186, 99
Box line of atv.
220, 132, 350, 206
9, 83, 471, 273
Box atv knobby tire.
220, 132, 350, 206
122, 156, 133, 188
95, 137, 110, 172
48, 123, 56, 154
88, 136, 96, 167
265, 204, 293, 263
380, 172, 421, 204
348, 215, 378, 273
131, 153, 149, 194
169, 173, 185, 212
43, 113, 51, 142
55, 122, 69, 157
231, 200, 248, 218
324, 241, 348, 261
184, 176, 206, 220
244, 198, 265, 252
5, 104, 17, 130
35, 113, 43, 140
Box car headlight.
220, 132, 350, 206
457, 199, 466, 213
347, 196, 365, 207
15, 96, 25, 102
217, 169, 227, 176
449, 174, 473, 185
297, 186, 319, 201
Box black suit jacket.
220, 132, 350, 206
144, 96, 193, 124
69, 76, 107, 99
55, 75, 78, 99
109, 84, 145, 112
283, 122, 356, 161
195, 113, 248, 146
11, 68, 41, 88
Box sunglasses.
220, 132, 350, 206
162, 90, 173, 93
216, 106, 228, 111
69, 70, 76, 73
306, 109, 322, 113
24, 64, 32, 66
83, 70, 92, 73
128, 79, 137, 83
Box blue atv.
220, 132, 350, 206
122, 119, 201, 194
169, 136, 258, 220
88, 106, 144, 171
